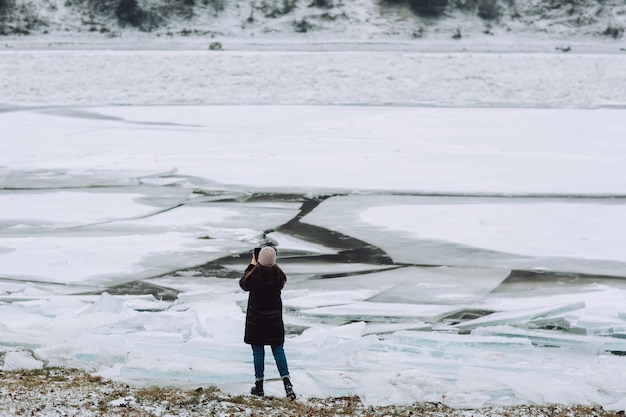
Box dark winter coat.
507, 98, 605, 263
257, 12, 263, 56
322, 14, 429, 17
239, 264, 286, 346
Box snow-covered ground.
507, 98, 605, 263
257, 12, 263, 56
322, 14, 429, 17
2, 15, 626, 412
2, 41, 626, 107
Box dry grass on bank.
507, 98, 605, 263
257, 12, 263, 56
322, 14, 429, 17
0, 368, 622, 417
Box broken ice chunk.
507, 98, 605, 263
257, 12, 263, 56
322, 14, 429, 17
351, 370, 426, 407
528, 315, 585, 334
292, 322, 367, 348
492, 369, 607, 405
283, 289, 382, 310
124, 331, 185, 347
364, 322, 432, 335
565, 314, 626, 337
91, 292, 126, 314
123, 296, 171, 312
1, 350, 44, 371
472, 325, 626, 353
455, 301, 585, 332
586, 325, 626, 339
365, 266, 510, 305
392, 330, 534, 351
299, 302, 461, 323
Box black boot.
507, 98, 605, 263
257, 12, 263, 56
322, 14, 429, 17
250, 380, 264, 397
283, 377, 296, 400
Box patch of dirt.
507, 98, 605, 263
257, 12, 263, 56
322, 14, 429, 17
0, 368, 621, 417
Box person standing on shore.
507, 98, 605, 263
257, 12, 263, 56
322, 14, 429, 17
239, 246, 296, 400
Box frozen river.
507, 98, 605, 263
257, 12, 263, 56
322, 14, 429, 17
2, 104, 626, 409
1, 46, 626, 409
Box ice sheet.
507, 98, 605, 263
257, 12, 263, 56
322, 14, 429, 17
0, 191, 156, 227
0, 187, 301, 286
2, 104, 626, 409
0, 232, 222, 285
360, 202, 626, 262
3, 107, 626, 194
301, 195, 626, 276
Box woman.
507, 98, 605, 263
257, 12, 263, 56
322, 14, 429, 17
239, 246, 296, 400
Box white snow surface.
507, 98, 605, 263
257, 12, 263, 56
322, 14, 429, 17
2, 20, 626, 412
2, 48, 626, 107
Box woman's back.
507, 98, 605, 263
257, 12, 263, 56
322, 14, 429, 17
241, 265, 285, 312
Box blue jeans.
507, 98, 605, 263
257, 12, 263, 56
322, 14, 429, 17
251, 344, 290, 381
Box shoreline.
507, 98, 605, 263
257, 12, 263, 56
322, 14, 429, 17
0, 367, 622, 417
1, 31, 625, 53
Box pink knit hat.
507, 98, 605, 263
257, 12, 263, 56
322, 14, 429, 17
258, 246, 276, 267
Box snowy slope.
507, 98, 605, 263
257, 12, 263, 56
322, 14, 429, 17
1, 0, 625, 41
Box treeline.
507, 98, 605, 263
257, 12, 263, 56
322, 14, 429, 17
96, 0, 503, 28
0, 0, 624, 37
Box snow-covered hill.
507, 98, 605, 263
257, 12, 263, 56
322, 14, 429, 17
1, 0, 625, 41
